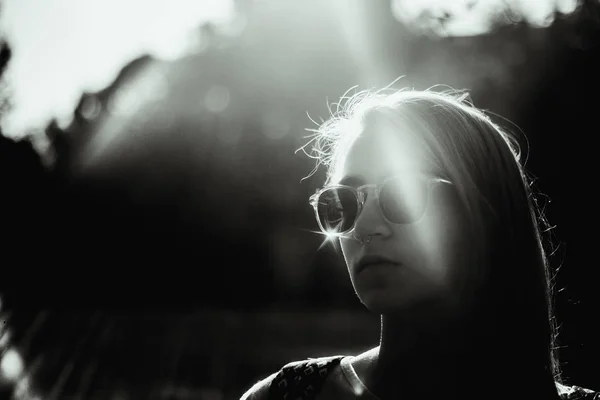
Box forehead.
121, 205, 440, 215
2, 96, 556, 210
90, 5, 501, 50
336, 119, 438, 185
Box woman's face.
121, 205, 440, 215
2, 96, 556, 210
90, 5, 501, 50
336, 118, 468, 315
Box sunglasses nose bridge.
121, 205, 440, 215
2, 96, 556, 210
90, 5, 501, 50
354, 185, 383, 223
356, 187, 366, 206
357, 184, 379, 205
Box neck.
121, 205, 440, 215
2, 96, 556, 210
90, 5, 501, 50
365, 305, 472, 399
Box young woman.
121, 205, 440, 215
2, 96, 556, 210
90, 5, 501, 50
240, 85, 597, 400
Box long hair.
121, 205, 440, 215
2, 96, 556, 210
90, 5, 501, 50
300, 84, 562, 399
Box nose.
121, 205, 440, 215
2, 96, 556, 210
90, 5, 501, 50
352, 190, 392, 240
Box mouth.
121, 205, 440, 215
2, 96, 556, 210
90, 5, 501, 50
357, 254, 401, 273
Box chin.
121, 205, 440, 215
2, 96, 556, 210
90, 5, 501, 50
358, 288, 445, 316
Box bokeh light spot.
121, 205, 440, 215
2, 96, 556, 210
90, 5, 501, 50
0, 348, 24, 381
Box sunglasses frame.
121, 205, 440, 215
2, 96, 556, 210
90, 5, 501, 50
309, 173, 453, 237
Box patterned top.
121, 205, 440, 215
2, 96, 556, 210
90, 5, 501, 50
241, 355, 599, 400
556, 382, 600, 400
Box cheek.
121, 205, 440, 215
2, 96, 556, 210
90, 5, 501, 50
407, 212, 467, 286
340, 237, 360, 269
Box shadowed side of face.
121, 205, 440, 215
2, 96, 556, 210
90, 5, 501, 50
336, 115, 469, 316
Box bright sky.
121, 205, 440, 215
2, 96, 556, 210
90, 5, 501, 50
391, 0, 581, 36
0, 0, 237, 139
0, 0, 584, 141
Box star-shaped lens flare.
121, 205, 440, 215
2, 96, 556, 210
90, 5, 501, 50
301, 227, 344, 252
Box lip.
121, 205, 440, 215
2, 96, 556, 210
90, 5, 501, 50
357, 254, 401, 273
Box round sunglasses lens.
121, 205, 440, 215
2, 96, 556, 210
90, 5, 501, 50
379, 177, 428, 223
317, 188, 357, 234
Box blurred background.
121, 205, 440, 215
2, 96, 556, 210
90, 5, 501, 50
0, 0, 598, 398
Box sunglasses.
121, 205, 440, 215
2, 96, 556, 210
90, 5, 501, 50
309, 174, 454, 236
